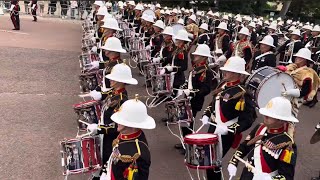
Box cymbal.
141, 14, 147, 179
310, 129, 320, 144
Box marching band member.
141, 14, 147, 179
123, 1, 135, 22
251, 35, 276, 72
149, 20, 164, 58
133, 4, 144, 33
30, 0, 37, 22
213, 22, 230, 54
101, 95, 155, 180
175, 44, 214, 153
231, 16, 243, 42
98, 17, 121, 61
301, 24, 313, 46
92, 1, 105, 23
309, 25, 320, 55
268, 23, 278, 47
91, 37, 126, 91
10, 0, 20, 30
95, 6, 109, 39
228, 97, 298, 180
279, 48, 320, 115
88, 63, 138, 179
161, 29, 190, 92
227, 27, 253, 66
277, 29, 303, 65
154, 3, 161, 20
197, 23, 211, 46
186, 14, 199, 43
169, 8, 178, 25
248, 22, 258, 46
202, 56, 256, 179
208, 11, 220, 32
153, 26, 175, 66
140, 15, 155, 46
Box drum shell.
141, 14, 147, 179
60, 136, 101, 175
73, 100, 101, 131
151, 74, 172, 95
165, 99, 193, 124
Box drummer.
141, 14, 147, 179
152, 26, 175, 64
90, 37, 126, 96
133, 4, 143, 33
250, 35, 276, 72
160, 29, 190, 93
96, 17, 121, 61
279, 48, 320, 114
87, 63, 138, 179
228, 97, 298, 180
101, 95, 155, 180
213, 22, 230, 54
149, 20, 165, 58
175, 44, 214, 154
201, 56, 257, 179
95, 6, 109, 39
140, 14, 155, 46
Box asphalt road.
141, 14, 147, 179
0, 14, 319, 180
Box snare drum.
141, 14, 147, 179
151, 74, 172, 95
79, 53, 100, 71
143, 62, 161, 81
245, 66, 296, 108
79, 70, 100, 93
184, 133, 219, 169
60, 136, 101, 175
165, 98, 193, 124
73, 100, 101, 131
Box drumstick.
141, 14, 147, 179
207, 122, 235, 133
234, 155, 256, 171
76, 132, 92, 139
78, 93, 91, 98
78, 119, 90, 126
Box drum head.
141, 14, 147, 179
184, 133, 218, 145
257, 73, 295, 108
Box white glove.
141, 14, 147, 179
145, 45, 151, 50
159, 69, 166, 75
282, 88, 300, 97
215, 125, 229, 135
177, 89, 184, 97
200, 115, 209, 125
252, 172, 272, 180
87, 123, 99, 134
227, 164, 237, 177
152, 57, 161, 63
10, 4, 14, 11
90, 90, 102, 100
91, 46, 98, 53
165, 66, 174, 72
183, 89, 191, 96
135, 33, 140, 37
91, 37, 96, 42
100, 172, 108, 180
101, 87, 112, 92
32, 4, 36, 10
90, 61, 100, 69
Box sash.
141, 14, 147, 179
255, 51, 273, 61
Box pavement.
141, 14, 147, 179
0, 14, 319, 180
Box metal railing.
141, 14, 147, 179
1, 1, 93, 20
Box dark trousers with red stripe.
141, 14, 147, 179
10, 13, 20, 30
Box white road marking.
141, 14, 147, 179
0, 29, 30, 35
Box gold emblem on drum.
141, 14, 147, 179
266, 101, 273, 109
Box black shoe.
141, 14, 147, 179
12, 28, 19, 30
174, 143, 183, 149
308, 99, 318, 108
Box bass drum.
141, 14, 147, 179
245, 66, 296, 108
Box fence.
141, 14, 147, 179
1, 1, 93, 20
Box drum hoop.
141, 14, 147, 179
184, 133, 218, 145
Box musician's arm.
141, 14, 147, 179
229, 124, 260, 166
267, 54, 277, 67
299, 78, 312, 98
277, 144, 297, 180
172, 51, 188, 73
243, 48, 253, 64
293, 42, 304, 53
222, 36, 230, 54
277, 40, 288, 54
196, 70, 213, 97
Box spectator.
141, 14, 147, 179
48, 0, 57, 15
70, 1, 78, 19
78, 0, 87, 20
60, 0, 69, 19
24, 1, 30, 14
38, 1, 45, 16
